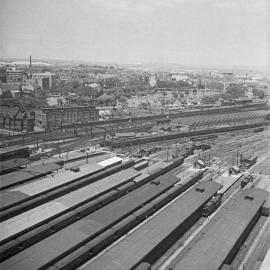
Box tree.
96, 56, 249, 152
201, 95, 217, 104
173, 92, 178, 99
253, 89, 265, 98
0, 91, 19, 107
0, 90, 13, 99
225, 84, 246, 98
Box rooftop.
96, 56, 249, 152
83, 181, 222, 270
173, 188, 268, 270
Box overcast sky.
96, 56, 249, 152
1, 0, 269, 67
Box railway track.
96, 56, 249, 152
153, 150, 269, 270
1, 117, 268, 270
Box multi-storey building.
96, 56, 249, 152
35, 105, 99, 130
6, 66, 27, 83
0, 66, 7, 83
30, 72, 56, 89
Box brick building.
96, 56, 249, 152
35, 105, 99, 130
0, 107, 35, 132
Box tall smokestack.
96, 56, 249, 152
30, 56, 32, 68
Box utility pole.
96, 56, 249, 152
236, 149, 238, 166
36, 134, 39, 148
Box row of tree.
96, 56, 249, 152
0, 90, 48, 110
201, 84, 247, 104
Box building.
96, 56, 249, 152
6, 66, 27, 84
149, 74, 157, 87
102, 76, 120, 89
35, 105, 99, 130
30, 72, 56, 89
0, 66, 7, 83
0, 107, 35, 132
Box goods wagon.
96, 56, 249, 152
46, 169, 206, 270
0, 146, 29, 162
190, 134, 218, 141
0, 157, 185, 260
170, 188, 268, 270
176, 170, 205, 189
0, 174, 180, 269
133, 160, 149, 171
253, 127, 264, 133
81, 181, 222, 270
106, 122, 269, 148
0, 160, 135, 221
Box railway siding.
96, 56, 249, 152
82, 181, 222, 270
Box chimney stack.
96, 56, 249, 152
30, 56, 32, 68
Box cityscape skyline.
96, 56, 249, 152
1, 0, 269, 67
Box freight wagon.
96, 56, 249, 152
133, 160, 149, 171
81, 181, 222, 270
170, 188, 269, 270
105, 122, 269, 148
190, 134, 218, 141
0, 174, 182, 269
44, 168, 205, 270
0, 157, 185, 261
0, 160, 135, 221
253, 127, 264, 133
0, 146, 30, 162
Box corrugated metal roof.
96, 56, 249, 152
173, 188, 268, 270
83, 181, 222, 270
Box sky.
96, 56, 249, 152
0, 0, 269, 67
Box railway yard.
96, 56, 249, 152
0, 109, 269, 270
